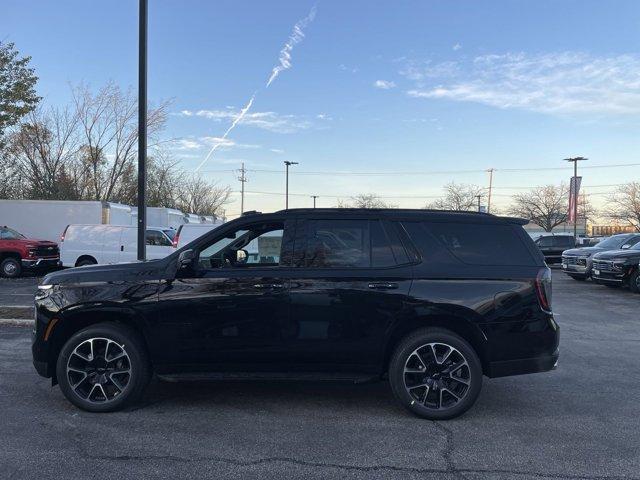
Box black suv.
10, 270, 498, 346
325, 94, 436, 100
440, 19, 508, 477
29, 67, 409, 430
561, 233, 640, 281
32, 209, 559, 420
533, 234, 575, 264
591, 240, 640, 292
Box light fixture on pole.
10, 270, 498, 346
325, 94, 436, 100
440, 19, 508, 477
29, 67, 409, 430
564, 156, 588, 240
311, 195, 318, 208
284, 161, 298, 209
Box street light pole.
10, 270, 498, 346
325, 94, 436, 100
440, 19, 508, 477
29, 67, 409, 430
476, 194, 482, 212
284, 161, 298, 209
311, 195, 318, 208
137, 0, 148, 261
564, 156, 588, 241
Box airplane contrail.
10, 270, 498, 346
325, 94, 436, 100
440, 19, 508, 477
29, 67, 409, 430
267, 5, 317, 87
195, 6, 317, 172
195, 93, 255, 172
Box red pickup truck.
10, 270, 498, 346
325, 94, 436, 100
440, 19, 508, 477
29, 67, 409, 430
0, 226, 60, 278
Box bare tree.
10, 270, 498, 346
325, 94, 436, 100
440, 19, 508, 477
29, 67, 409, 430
6, 106, 80, 199
606, 182, 640, 231
176, 174, 231, 216
336, 193, 397, 208
508, 184, 570, 232
427, 182, 485, 211
72, 82, 168, 202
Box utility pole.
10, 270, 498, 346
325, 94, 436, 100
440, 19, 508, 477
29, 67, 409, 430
284, 161, 298, 209
311, 195, 318, 208
564, 156, 588, 240
238, 162, 247, 214
137, 0, 148, 261
475, 194, 482, 212
486, 168, 494, 213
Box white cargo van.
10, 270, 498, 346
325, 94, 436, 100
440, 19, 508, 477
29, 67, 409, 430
60, 225, 175, 267
173, 222, 224, 249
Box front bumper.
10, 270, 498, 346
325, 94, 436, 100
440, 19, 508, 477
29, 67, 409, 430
561, 257, 589, 276
22, 257, 60, 269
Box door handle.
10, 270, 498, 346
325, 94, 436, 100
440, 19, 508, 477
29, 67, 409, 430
253, 283, 284, 289
368, 282, 398, 290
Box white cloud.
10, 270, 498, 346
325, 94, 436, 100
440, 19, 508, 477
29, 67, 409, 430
179, 109, 313, 134
374, 79, 396, 90
270, 148, 285, 154
172, 136, 259, 151
452, 43, 462, 51
402, 52, 640, 115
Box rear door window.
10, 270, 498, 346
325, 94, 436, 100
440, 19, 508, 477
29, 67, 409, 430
410, 222, 535, 266
304, 219, 370, 268
553, 236, 574, 248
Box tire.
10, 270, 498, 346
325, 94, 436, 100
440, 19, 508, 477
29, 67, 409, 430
1, 257, 22, 278
55, 322, 151, 412
389, 328, 482, 420
76, 257, 97, 267
629, 270, 640, 293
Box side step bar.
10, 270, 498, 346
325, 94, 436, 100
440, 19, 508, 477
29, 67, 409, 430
156, 372, 381, 384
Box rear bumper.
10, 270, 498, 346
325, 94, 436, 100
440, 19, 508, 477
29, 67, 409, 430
487, 350, 559, 377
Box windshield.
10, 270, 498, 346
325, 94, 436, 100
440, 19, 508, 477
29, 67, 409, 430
596, 236, 630, 249
0, 227, 26, 240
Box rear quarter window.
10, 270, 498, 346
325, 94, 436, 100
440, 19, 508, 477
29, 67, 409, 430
408, 221, 536, 266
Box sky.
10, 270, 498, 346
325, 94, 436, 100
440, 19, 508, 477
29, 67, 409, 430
2, 0, 640, 218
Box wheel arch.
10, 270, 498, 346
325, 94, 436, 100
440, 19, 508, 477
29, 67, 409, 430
46, 306, 151, 383
75, 255, 98, 267
383, 314, 489, 376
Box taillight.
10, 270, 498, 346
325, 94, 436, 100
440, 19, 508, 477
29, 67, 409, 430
60, 225, 69, 243
535, 267, 552, 312
172, 233, 179, 248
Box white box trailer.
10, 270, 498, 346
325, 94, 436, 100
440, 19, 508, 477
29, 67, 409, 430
0, 200, 133, 242
131, 207, 187, 230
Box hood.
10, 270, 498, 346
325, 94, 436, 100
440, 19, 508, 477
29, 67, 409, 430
41, 259, 167, 286
562, 246, 604, 257
14, 239, 57, 246
593, 249, 640, 261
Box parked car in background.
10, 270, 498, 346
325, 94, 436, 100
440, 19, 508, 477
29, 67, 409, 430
0, 226, 60, 278
173, 222, 224, 248
534, 234, 575, 264
561, 233, 640, 281
33, 209, 558, 420
60, 225, 175, 267
591, 241, 640, 292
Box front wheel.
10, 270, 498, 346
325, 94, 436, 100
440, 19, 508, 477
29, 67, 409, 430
629, 270, 640, 293
56, 323, 151, 412
389, 328, 482, 420
1, 257, 22, 278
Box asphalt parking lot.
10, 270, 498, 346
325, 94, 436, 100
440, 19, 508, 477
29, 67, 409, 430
1, 270, 639, 480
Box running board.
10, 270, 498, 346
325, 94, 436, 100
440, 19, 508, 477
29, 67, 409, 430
156, 372, 381, 384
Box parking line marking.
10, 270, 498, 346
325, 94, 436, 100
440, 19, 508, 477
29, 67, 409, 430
0, 319, 34, 326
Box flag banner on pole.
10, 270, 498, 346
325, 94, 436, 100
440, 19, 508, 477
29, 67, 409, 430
568, 176, 582, 224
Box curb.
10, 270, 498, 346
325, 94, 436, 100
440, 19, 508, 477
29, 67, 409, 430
0, 318, 34, 326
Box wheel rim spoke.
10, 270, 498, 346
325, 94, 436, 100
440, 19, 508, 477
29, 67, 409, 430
403, 342, 471, 411
66, 336, 132, 404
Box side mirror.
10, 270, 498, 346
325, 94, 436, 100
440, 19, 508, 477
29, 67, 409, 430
236, 249, 248, 264
178, 249, 196, 269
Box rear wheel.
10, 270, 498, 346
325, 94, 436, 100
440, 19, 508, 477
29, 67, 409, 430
389, 328, 482, 420
1, 257, 22, 278
56, 323, 151, 412
76, 257, 97, 267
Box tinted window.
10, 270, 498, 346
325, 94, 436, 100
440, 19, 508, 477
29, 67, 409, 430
305, 219, 370, 268
424, 222, 535, 266
384, 221, 411, 265
553, 236, 574, 247
536, 236, 554, 247
371, 220, 395, 267
163, 229, 176, 241
621, 236, 640, 248
199, 222, 283, 269
0, 227, 25, 240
